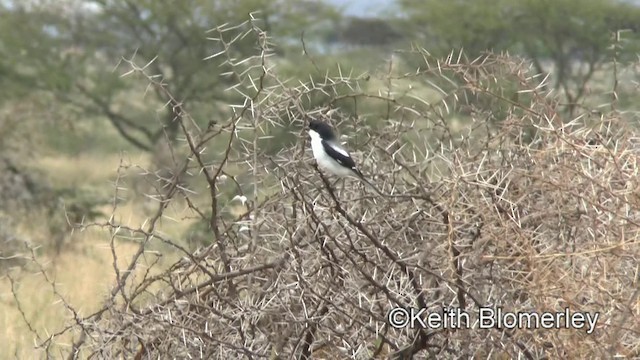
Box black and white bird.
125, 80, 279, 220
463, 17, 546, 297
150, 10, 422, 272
308, 119, 383, 195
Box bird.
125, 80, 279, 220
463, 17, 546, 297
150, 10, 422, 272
308, 119, 383, 195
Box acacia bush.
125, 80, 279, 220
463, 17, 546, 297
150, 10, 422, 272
18, 20, 640, 359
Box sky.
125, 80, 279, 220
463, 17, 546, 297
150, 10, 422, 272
327, 0, 640, 17
326, 0, 395, 17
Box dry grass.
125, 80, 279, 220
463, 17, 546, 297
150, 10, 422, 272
1, 219, 142, 358
35, 153, 148, 187
0, 151, 198, 359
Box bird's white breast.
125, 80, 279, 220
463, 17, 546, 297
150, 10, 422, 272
309, 129, 354, 177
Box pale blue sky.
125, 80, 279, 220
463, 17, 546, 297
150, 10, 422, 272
326, 0, 395, 17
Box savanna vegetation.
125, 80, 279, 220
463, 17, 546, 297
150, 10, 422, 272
1, 0, 639, 358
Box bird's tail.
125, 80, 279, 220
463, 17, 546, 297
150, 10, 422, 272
353, 170, 385, 196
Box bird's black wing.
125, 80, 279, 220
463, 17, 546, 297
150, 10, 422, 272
322, 140, 361, 173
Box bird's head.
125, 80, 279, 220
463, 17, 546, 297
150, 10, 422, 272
308, 119, 336, 141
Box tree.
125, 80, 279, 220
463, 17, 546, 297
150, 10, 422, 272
0, 2, 71, 101
0, 0, 340, 152
513, 0, 640, 113
394, 0, 640, 114
333, 17, 404, 48
395, 0, 516, 57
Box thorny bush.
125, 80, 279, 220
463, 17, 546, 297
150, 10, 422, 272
20, 18, 640, 359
